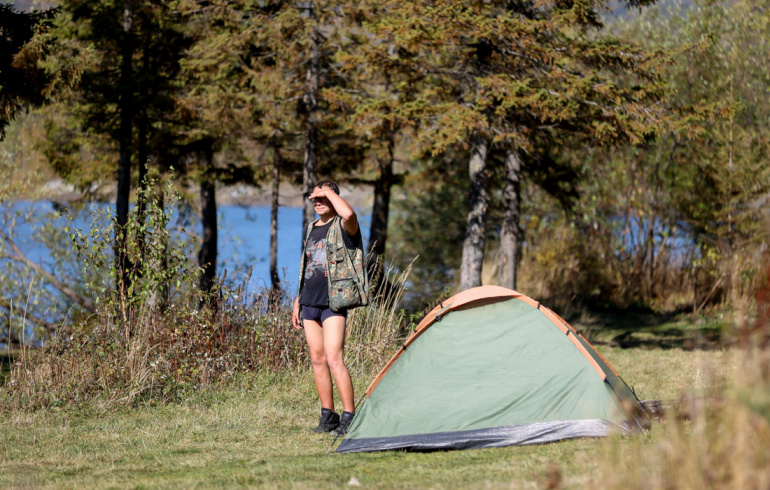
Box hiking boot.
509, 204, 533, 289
311, 408, 340, 433
330, 411, 354, 437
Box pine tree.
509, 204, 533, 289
327, 1, 435, 269
353, 0, 671, 291
26, 1, 195, 319
0, 4, 56, 139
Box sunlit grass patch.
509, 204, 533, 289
594, 349, 770, 490
0, 346, 745, 489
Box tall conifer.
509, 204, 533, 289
29, 0, 191, 320
0, 4, 56, 139
350, 0, 670, 290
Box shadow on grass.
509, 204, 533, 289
561, 307, 728, 351
1, 350, 13, 385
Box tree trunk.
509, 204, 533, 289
136, 37, 154, 265
157, 187, 169, 311
116, 0, 135, 311
459, 136, 489, 291
136, 109, 148, 267
302, 0, 319, 233
498, 147, 522, 290
270, 145, 281, 296
368, 137, 394, 265
199, 142, 217, 299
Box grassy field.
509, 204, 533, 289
0, 342, 744, 489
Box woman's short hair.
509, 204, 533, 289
315, 180, 340, 195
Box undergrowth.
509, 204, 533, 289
1, 186, 411, 412
594, 254, 770, 489
2, 261, 412, 411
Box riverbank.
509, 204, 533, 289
33, 179, 374, 209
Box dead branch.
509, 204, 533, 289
0, 299, 65, 334
0, 230, 96, 313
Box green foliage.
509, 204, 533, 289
0, 4, 57, 139
27, 0, 200, 200
37, 103, 116, 193
388, 159, 470, 307
0, 175, 185, 347
341, 0, 671, 158
617, 0, 770, 240
0, 115, 52, 199
64, 177, 194, 314
573, 0, 770, 310
0, 179, 93, 345
179, 0, 364, 182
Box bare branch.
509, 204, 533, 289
0, 230, 96, 312
0, 299, 65, 334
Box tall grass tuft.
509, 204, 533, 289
345, 259, 415, 378
1, 275, 308, 410
594, 255, 770, 489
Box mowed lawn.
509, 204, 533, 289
0, 344, 736, 489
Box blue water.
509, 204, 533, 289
3, 202, 370, 294
218, 206, 304, 290
220, 206, 369, 290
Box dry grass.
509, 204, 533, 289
0, 345, 755, 489
592, 349, 770, 490
479, 220, 765, 315
1, 280, 307, 410
345, 260, 414, 378
592, 259, 770, 489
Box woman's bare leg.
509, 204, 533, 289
322, 315, 355, 413
303, 319, 334, 411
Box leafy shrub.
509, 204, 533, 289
1, 184, 412, 410
1, 183, 310, 409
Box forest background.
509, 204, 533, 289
1, 0, 770, 485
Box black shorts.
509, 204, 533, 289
301, 305, 347, 324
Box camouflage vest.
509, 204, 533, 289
298, 215, 369, 312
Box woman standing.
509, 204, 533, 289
291, 180, 361, 436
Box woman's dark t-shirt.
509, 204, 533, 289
299, 220, 360, 307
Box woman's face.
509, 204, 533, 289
312, 187, 333, 215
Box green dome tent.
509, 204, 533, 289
337, 286, 646, 453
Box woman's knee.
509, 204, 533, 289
309, 350, 327, 368
326, 352, 347, 373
